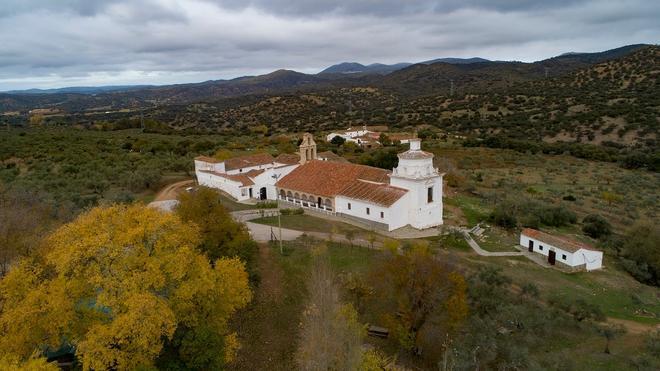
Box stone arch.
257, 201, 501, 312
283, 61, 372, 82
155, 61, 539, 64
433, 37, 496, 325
279, 189, 286, 198
287, 191, 293, 199
324, 198, 331, 208
294, 193, 300, 201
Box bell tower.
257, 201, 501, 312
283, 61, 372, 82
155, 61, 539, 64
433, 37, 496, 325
299, 133, 317, 164
390, 139, 443, 229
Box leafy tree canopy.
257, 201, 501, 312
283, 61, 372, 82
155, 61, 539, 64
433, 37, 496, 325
0, 204, 252, 369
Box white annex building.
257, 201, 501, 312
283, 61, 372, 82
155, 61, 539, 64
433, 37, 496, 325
195, 134, 444, 231
520, 228, 603, 271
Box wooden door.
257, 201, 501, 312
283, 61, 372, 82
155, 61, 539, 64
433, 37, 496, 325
528, 240, 534, 252
548, 250, 556, 265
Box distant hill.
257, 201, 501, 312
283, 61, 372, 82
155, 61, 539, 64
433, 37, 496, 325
319, 62, 412, 75
5, 85, 154, 95
319, 57, 490, 75
420, 57, 491, 65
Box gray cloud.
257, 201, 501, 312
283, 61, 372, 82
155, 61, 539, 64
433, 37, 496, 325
0, 0, 658, 90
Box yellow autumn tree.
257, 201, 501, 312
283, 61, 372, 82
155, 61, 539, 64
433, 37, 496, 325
0, 204, 252, 370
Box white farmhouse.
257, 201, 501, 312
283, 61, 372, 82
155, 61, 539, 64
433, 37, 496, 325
520, 228, 603, 271
194, 133, 444, 231
326, 125, 371, 143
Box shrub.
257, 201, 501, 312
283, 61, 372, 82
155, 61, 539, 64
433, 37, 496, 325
582, 214, 612, 239
489, 205, 517, 228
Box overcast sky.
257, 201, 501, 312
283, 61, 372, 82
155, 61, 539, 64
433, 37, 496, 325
0, 0, 658, 90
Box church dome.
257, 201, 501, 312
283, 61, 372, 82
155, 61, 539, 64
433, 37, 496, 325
397, 139, 434, 160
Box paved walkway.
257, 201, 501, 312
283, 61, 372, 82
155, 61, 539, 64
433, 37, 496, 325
459, 230, 523, 257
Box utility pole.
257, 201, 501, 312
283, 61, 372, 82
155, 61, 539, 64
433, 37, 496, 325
278, 210, 283, 254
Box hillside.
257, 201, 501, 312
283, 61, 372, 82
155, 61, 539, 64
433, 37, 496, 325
2, 44, 657, 166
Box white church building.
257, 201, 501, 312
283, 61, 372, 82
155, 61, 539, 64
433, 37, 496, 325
194, 134, 444, 231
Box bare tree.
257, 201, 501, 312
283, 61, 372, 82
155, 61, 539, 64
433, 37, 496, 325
0, 189, 55, 276
295, 246, 364, 370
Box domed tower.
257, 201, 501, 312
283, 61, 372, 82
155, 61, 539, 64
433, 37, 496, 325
389, 139, 443, 229
299, 133, 317, 164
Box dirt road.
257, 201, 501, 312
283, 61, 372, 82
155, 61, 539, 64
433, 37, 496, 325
154, 179, 195, 201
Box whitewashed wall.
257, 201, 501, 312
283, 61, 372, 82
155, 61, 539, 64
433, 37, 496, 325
519, 234, 602, 271
196, 171, 249, 201
389, 175, 443, 229
334, 196, 408, 231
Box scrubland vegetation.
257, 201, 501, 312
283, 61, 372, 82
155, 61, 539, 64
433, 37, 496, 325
0, 115, 658, 369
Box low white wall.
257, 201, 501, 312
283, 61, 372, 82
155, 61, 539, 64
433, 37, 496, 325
196, 171, 249, 201
334, 196, 406, 231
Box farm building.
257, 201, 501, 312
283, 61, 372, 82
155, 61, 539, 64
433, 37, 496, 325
520, 228, 603, 271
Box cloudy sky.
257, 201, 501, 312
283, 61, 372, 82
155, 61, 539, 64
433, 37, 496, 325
1, 0, 658, 90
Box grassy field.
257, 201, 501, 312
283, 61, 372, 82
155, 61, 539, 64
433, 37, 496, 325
216, 192, 257, 212
469, 254, 660, 324
251, 214, 366, 236
435, 146, 659, 233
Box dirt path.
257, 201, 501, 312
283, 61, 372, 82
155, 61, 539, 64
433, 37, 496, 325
153, 179, 194, 201
607, 317, 660, 335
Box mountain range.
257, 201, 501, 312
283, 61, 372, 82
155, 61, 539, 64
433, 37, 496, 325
0, 44, 652, 113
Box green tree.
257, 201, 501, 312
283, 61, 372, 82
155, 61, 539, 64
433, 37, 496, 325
330, 135, 346, 146
176, 187, 258, 280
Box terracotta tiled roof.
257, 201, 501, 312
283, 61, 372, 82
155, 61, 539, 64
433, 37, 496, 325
224, 153, 275, 171
274, 153, 300, 165
522, 228, 597, 253
199, 170, 255, 186
195, 155, 221, 163
276, 160, 390, 198
337, 180, 407, 207
317, 151, 348, 162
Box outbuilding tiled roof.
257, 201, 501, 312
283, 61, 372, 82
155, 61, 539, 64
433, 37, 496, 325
199, 169, 265, 186
337, 180, 407, 207
224, 153, 275, 171
194, 155, 222, 163
522, 228, 597, 253
274, 153, 300, 165
317, 151, 348, 163
276, 160, 390, 198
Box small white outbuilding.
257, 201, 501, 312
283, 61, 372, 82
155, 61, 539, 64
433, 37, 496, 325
520, 228, 603, 271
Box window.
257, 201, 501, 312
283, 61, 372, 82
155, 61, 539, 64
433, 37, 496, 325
380, 211, 384, 218
366, 207, 370, 215
347, 202, 351, 210
539, 245, 543, 251
427, 187, 434, 203
562, 254, 567, 260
